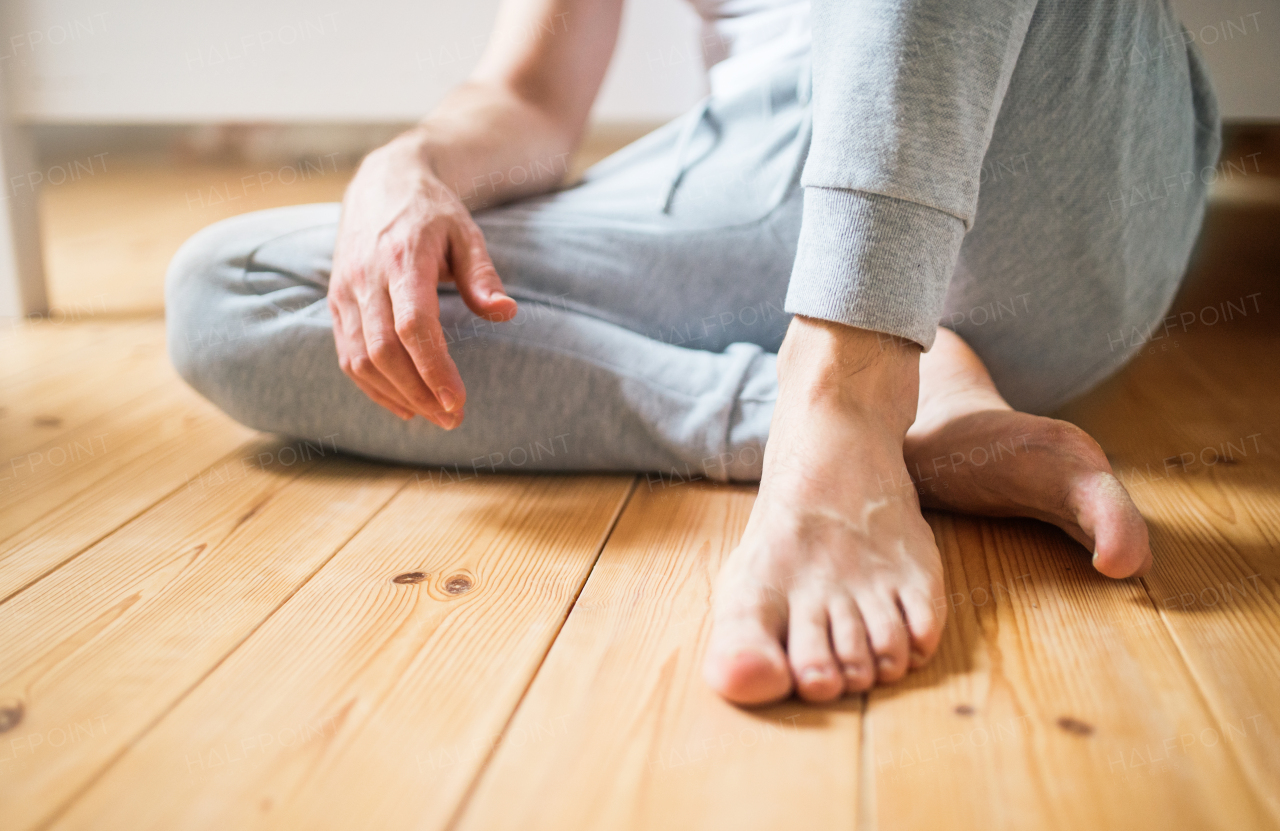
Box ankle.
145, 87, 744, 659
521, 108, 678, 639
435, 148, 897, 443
778, 316, 920, 433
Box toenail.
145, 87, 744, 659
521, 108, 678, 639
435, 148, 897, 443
844, 664, 870, 682
800, 667, 832, 685
877, 655, 895, 670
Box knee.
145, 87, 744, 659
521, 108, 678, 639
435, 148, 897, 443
165, 214, 261, 395
165, 204, 336, 396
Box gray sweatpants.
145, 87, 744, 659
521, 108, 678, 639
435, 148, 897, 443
166, 0, 1219, 482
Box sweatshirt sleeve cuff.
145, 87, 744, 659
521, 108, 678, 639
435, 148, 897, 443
784, 187, 965, 350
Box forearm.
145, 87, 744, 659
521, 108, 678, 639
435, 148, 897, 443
404, 80, 578, 211
372, 81, 572, 213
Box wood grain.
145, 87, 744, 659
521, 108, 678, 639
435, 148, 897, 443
5, 157, 1275, 830
0, 447, 408, 831
456, 482, 861, 831
0, 319, 170, 458
1060, 322, 1280, 823
0, 412, 254, 602
0, 380, 253, 549
49, 474, 633, 831
0, 319, 139, 382
863, 511, 1271, 830
40, 158, 353, 317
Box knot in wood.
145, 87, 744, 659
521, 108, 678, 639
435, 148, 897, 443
444, 574, 473, 595
1056, 716, 1094, 736
0, 699, 24, 733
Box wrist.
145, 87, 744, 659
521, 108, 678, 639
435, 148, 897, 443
777, 316, 920, 432
378, 126, 442, 177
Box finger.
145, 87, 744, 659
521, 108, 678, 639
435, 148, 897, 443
447, 218, 517, 322
333, 292, 415, 416
335, 302, 416, 419
387, 267, 467, 414
361, 288, 460, 428
330, 296, 416, 420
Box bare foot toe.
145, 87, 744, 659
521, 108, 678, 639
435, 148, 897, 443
906, 327, 1152, 579
856, 592, 912, 683
1069, 469, 1151, 578
828, 597, 876, 692
786, 599, 844, 702
899, 587, 945, 667
703, 596, 793, 705
703, 318, 946, 706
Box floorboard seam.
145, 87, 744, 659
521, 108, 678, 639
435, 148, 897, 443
0, 319, 147, 385
856, 692, 873, 831
1137, 572, 1277, 823
0, 371, 173, 473
0, 434, 271, 608
440, 474, 640, 831
28, 467, 416, 831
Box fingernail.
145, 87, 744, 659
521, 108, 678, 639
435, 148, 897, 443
438, 388, 459, 412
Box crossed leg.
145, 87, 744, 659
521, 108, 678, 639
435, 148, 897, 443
702, 324, 1152, 705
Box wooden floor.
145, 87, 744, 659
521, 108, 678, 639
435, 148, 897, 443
2, 154, 1279, 830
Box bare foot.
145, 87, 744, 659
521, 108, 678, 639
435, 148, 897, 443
703, 323, 1152, 707
703, 318, 946, 705
902, 327, 1151, 578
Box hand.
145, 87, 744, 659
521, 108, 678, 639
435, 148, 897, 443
328, 132, 518, 427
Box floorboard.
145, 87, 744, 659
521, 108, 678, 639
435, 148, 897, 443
48, 475, 634, 831
0, 154, 1273, 831
0, 447, 407, 831
1060, 323, 1280, 825
0, 380, 254, 558
0, 320, 170, 459
862, 511, 1271, 830
0, 319, 144, 383
457, 482, 862, 831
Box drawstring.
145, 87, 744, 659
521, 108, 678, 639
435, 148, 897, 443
765, 58, 813, 209
661, 57, 812, 215
797, 55, 811, 107
661, 96, 715, 214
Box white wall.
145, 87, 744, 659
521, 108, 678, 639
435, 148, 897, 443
1169, 0, 1280, 121
2, 0, 1276, 123
2, 0, 707, 123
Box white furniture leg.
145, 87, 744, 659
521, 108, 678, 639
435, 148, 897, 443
0, 74, 48, 320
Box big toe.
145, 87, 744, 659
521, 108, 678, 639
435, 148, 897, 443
1073, 471, 1152, 578
704, 615, 793, 705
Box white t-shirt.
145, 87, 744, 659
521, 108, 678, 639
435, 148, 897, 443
685, 0, 811, 93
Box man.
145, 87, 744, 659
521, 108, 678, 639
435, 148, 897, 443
167, 0, 1219, 704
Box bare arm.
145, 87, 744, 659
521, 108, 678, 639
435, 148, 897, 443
329, 0, 622, 426
415, 0, 622, 207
